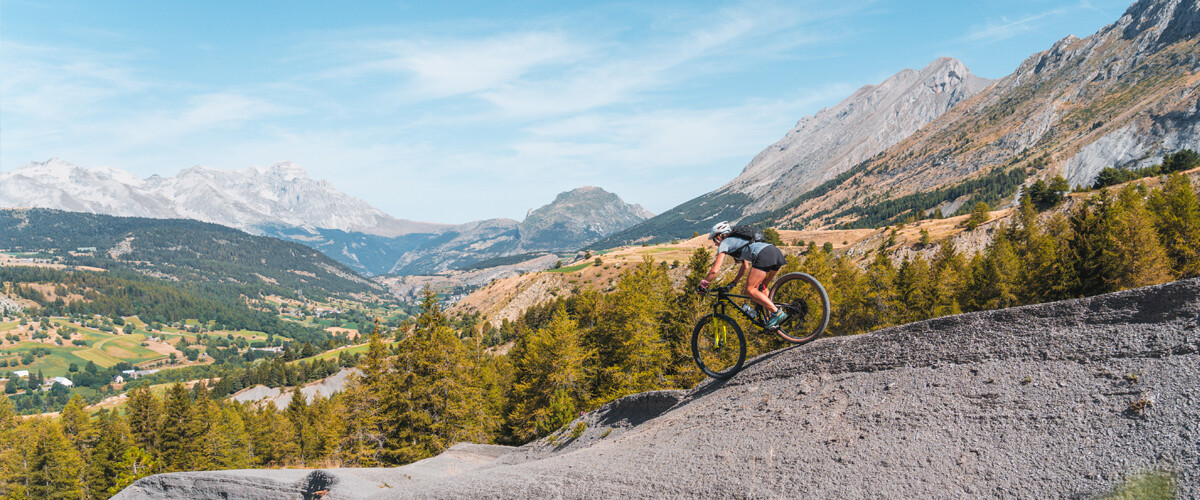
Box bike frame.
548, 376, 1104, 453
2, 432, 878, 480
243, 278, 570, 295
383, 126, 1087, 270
707, 288, 769, 328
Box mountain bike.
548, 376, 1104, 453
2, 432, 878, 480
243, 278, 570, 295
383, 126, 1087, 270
691, 273, 830, 379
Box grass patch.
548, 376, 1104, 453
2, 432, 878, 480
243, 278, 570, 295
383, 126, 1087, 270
73, 348, 123, 368
547, 262, 592, 274
288, 341, 386, 365
1104, 470, 1176, 499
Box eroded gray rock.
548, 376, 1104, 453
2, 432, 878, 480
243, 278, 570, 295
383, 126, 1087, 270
120, 278, 1200, 499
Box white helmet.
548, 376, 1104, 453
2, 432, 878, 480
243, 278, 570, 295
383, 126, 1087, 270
709, 221, 731, 241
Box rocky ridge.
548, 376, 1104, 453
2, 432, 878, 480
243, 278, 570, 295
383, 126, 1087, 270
592, 57, 992, 246
721, 57, 992, 215
772, 0, 1200, 227
118, 277, 1200, 499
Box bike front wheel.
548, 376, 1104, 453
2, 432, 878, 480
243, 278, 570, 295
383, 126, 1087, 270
691, 313, 746, 379
769, 272, 830, 344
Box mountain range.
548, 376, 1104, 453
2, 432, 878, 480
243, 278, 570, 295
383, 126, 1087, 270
0, 161, 652, 276
593, 57, 994, 246
598, 0, 1200, 245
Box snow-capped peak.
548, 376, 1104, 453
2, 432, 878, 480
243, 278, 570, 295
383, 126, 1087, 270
0, 159, 398, 236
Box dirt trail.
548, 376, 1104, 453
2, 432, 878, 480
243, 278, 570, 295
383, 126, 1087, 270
117, 278, 1200, 499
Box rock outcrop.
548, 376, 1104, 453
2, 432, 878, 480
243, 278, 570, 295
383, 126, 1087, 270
119, 277, 1200, 499
517, 186, 654, 252
721, 57, 992, 215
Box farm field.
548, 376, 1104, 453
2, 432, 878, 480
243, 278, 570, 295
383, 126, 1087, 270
0, 315, 277, 378
0, 330, 166, 378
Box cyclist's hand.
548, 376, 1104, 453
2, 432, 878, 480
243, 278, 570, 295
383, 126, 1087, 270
695, 285, 708, 295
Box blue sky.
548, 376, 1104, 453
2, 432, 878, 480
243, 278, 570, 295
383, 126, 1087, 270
2, 0, 1133, 223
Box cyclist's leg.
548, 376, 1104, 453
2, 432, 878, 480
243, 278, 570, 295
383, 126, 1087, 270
763, 269, 778, 293
746, 268, 778, 314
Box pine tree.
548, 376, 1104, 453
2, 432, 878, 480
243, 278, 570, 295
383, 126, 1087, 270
592, 256, 671, 401
125, 386, 162, 460
968, 229, 1020, 311
1012, 198, 1067, 303
286, 387, 311, 466
863, 249, 899, 330
896, 254, 934, 323
307, 392, 346, 464
158, 382, 196, 471
830, 255, 870, 336
59, 394, 95, 455
28, 419, 84, 500
1066, 198, 1105, 297
108, 445, 156, 497
1148, 173, 1200, 277
507, 308, 592, 441
86, 411, 134, 497
1097, 184, 1172, 291
966, 201, 991, 230
0, 394, 13, 435
930, 241, 966, 317
340, 331, 388, 467
659, 248, 712, 386
385, 288, 490, 464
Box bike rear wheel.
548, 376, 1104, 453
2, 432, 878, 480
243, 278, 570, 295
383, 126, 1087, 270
768, 272, 830, 344
691, 313, 746, 379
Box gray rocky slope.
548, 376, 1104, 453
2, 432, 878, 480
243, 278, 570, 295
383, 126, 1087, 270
719, 57, 992, 216
118, 277, 1199, 498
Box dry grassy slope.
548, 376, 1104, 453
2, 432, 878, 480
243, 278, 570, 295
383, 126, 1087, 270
454, 228, 893, 324
775, 1, 1200, 229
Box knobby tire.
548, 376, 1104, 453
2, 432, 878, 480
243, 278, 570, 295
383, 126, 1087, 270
768, 272, 830, 344
691, 313, 746, 379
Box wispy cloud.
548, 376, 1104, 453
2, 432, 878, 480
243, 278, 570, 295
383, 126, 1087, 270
962, 8, 1069, 42
318, 2, 841, 119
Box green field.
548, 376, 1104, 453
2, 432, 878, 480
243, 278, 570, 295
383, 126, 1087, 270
0, 327, 167, 377
548, 262, 593, 274
289, 341, 387, 365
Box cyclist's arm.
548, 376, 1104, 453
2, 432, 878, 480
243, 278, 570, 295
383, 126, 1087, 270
702, 252, 725, 284
728, 259, 750, 287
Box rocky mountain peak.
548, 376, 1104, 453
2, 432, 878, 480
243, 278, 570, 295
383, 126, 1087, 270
254, 161, 309, 181
517, 186, 654, 252
1121, 0, 1200, 46
13, 158, 82, 183
715, 57, 992, 215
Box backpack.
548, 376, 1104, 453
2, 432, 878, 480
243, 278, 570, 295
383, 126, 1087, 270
726, 225, 765, 255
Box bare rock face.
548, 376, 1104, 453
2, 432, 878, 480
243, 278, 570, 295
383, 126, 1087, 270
517, 186, 654, 252
719, 57, 992, 215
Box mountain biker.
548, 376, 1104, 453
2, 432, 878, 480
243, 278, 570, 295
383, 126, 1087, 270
697, 221, 788, 328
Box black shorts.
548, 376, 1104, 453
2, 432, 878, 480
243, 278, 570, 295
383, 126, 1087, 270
752, 245, 786, 272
